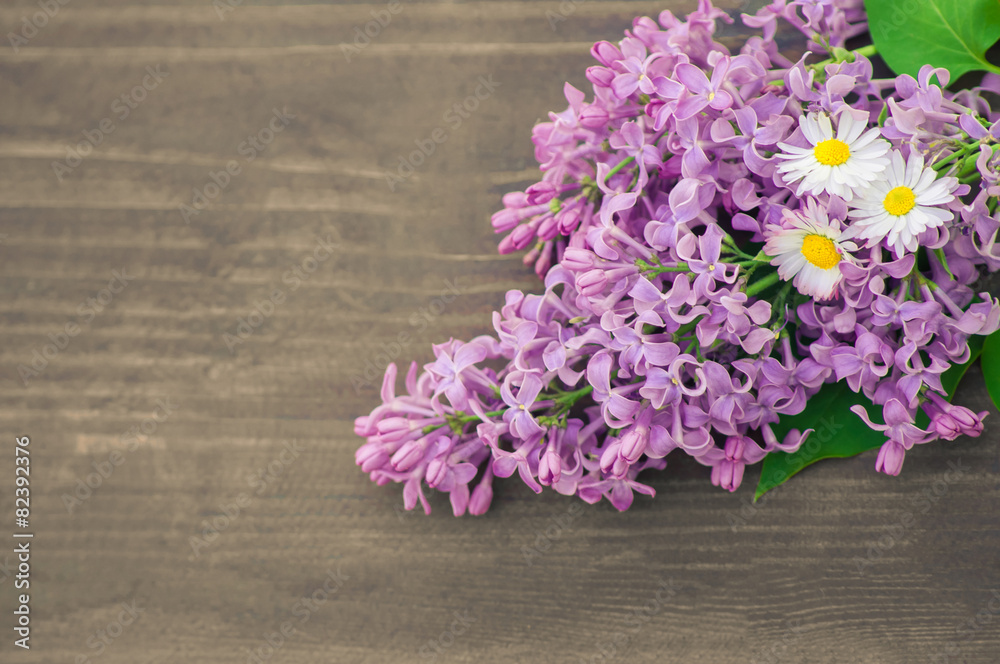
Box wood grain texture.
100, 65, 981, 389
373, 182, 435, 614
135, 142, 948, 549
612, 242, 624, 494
1, 1, 999, 662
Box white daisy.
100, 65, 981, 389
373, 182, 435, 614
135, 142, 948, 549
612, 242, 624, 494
776, 110, 891, 202
845, 149, 959, 257
763, 200, 857, 301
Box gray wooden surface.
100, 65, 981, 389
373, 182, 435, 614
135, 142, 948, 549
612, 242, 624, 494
1, 1, 999, 662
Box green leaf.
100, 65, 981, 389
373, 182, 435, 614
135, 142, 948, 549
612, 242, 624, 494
754, 334, 988, 501
933, 331, 987, 406
865, 0, 1000, 80
982, 329, 1000, 410
754, 382, 885, 501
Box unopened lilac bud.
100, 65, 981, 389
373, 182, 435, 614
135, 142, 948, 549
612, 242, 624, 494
526, 181, 558, 205
537, 214, 559, 241
562, 247, 595, 272
576, 269, 608, 297
724, 435, 745, 461
497, 234, 518, 255
590, 41, 623, 67
376, 416, 414, 442
539, 447, 562, 485
511, 223, 537, 250
619, 428, 647, 463
599, 439, 621, 475
391, 439, 428, 472
468, 469, 494, 516
586, 66, 615, 88
426, 456, 448, 487
491, 208, 523, 232
579, 105, 610, 128
501, 191, 528, 208
354, 415, 375, 437
355, 444, 389, 473
875, 440, 905, 476
923, 393, 988, 440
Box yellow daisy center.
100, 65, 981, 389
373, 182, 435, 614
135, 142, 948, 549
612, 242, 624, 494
801, 234, 840, 270
882, 186, 916, 216
813, 138, 851, 166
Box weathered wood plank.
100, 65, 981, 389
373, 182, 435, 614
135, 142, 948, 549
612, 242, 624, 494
1, 2, 999, 662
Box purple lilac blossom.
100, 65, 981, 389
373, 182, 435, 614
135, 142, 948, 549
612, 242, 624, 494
355, 0, 1000, 514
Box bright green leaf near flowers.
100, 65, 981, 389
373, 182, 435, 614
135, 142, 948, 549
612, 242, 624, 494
982, 329, 1000, 410
865, 0, 1000, 80
754, 332, 991, 501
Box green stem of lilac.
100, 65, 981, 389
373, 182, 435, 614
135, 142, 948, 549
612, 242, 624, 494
641, 261, 691, 275
736, 249, 770, 266
745, 270, 782, 297
737, 249, 771, 282
955, 144, 999, 182
771, 280, 796, 318
551, 383, 594, 406
675, 321, 697, 337
604, 155, 635, 182
811, 44, 877, 71
932, 141, 982, 172
722, 234, 756, 260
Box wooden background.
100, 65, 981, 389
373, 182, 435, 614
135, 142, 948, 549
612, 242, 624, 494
1, 1, 999, 662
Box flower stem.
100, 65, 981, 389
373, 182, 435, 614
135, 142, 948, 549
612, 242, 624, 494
932, 140, 981, 172
745, 270, 782, 297
604, 155, 635, 182
644, 262, 691, 275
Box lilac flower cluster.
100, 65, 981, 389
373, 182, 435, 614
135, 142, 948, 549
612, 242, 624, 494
355, 0, 1000, 514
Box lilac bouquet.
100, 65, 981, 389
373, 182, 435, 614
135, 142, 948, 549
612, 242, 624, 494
355, 0, 1000, 515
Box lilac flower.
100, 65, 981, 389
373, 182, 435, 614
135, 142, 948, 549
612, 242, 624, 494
921, 391, 987, 441
708, 435, 767, 492
354, 0, 1000, 516
671, 60, 736, 120
852, 399, 934, 473
676, 224, 739, 297
501, 373, 546, 441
